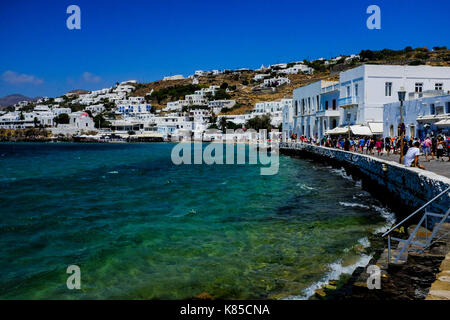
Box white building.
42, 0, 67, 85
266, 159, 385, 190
383, 94, 450, 139
287, 64, 450, 139
248, 99, 292, 127
278, 64, 313, 75
185, 94, 208, 106
50, 112, 96, 135
163, 75, 185, 81
85, 104, 105, 115
0, 112, 35, 129
293, 81, 334, 139
263, 77, 291, 87
194, 70, 209, 77
116, 97, 152, 114
282, 102, 294, 139
253, 74, 270, 81
52, 107, 72, 116
208, 100, 236, 114
338, 64, 450, 133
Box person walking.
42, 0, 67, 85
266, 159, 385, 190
359, 137, 365, 153
384, 136, 391, 156
437, 135, 445, 161
344, 138, 350, 151
422, 136, 433, 161
368, 138, 375, 155
376, 138, 383, 156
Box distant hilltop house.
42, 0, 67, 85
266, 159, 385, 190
162, 85, 220, 112
116, 96, 152, 115
253, 74, 270, 81
208, 99, 236, 114
163, 75, 185, 81
278, 64, 313, 75
269, 63, 288, 69
193, 69, 223, 77
247, 98, 293, 127
263, 77, 291, 87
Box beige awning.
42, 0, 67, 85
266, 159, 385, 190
368, 122, 383, 135
435, 119, 450, 127
325, 127, 349, 135
350, 125, 373, 136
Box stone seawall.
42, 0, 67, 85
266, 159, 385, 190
280, 142, 450, 300
280, 143, 450, 217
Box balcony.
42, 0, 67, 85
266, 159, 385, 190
338, 96, 359, 107
316, 109, 340, 117
321, 84, 340, 94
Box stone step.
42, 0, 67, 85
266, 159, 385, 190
426, 253, 450, 300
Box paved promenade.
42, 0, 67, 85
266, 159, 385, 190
364, 152, 450, 179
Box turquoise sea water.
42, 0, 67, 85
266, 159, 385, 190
0, 142, 394, 299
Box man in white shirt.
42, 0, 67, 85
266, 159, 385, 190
404, 141, 425, 169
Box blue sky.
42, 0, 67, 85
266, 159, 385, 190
0, 0, 448, 97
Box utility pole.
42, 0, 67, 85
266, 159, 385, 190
398, 87, 406, 164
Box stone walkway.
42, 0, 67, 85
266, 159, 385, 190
426, 252, 450, 300
353, 151, 450, 178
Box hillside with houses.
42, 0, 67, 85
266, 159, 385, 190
0, 46, 449, 142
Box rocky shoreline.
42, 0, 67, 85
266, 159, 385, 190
313, 227, 449, 300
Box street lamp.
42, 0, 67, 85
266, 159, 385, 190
398, 87, 406, 164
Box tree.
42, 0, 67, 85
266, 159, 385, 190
219, 117, 227, 132
245, 114, 272, 131
404, 46, 413, 52
214, 89, 231, 100
93, 114, 111, 129
54, 113, 70, 125
220, 82, 228, 90
209, 112, 217, 124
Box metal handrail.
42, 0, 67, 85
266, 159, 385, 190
382, 186, 450, 237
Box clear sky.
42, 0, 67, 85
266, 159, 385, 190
0, 0, 448, 97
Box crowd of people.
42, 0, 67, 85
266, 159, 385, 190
289, 133, 450, 169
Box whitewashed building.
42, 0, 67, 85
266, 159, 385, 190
293, 80, 339, 138
163, 75, 184, 81
338, 64, 450, 133
278, 64, 313, 75
263, 77, 291, 87
208, 100, 236, 113
85, 104, 105, 115
383, 94, 450, 139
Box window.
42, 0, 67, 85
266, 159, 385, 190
325, 101, 329, 110
385, 82, 392, 96
435, 83, 443, 91
346, 113, 351, 123
447, 102, 450, 114
415, 83, 423, 93
410, 125, 415, 138
332, 99, 337, 110
430, 104, 435, 115
436, 105, 444, 115
355, 83, 359, 96
346, 86, 350, 97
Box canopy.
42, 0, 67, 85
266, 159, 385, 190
435, 119, 450, 127
351, 125, 373, 136
368, 122, 383, 135
325, 127, 349, 135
